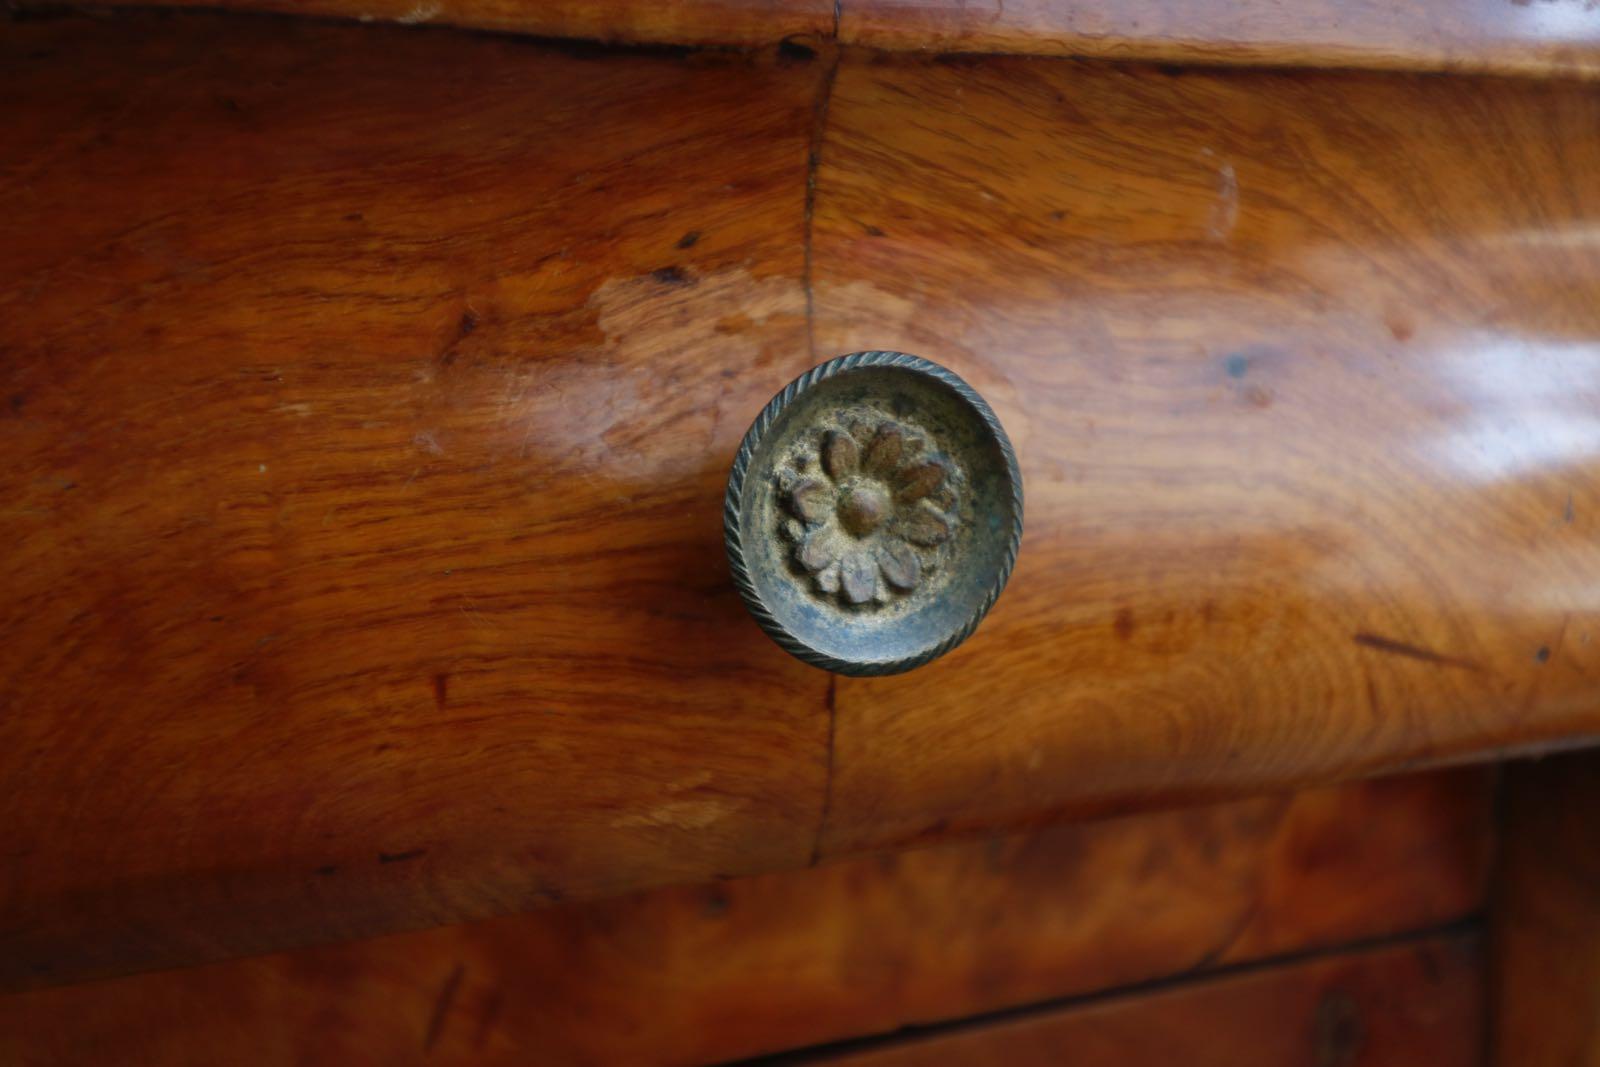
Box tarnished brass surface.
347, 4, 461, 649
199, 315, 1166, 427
726, 352, 1023, 675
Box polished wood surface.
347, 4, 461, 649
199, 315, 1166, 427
0, 771, 1489, 1066
0, 13, 831, 988
840, 0, 1600, 77
798, 934, 1483, 1067
3, 12, 1600, 988
24, 0, 1600, 78
814, 51, 1600, 857
21, 0, 837, 45
1492, 751, 1600, 1066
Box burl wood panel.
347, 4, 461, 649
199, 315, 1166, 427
0, 771, 1489, 1066
840, 0, 1600, 78
814, 52, 1600, 857
1492, 751, 1600, 1066
801, 934, 1484, 1067
0, 14, 831, 989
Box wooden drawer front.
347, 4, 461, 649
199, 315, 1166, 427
0, 770, 1488, 1064
3, 10, 1598, 987
800, 936, 1482, 1067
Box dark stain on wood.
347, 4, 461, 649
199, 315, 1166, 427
1312, 989, 1365, 1067
438, 310, 479, 366
651, 265, 693, 285
1114, 607, 1136, 641
702, 886, 730, 917
778, 36, 818, 63
473, 986, 503, 1050
379, 849, 427, 864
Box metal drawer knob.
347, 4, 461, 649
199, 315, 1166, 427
725, 351, 1023, 676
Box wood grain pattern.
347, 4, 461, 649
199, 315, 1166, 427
791, 934, 1484, 1067
0, 14, 830, 988
14, 0, 837, 46
813, 51, 1600, 857
3, 12, 1599, 988
1492, 751, 1600, 1066
839, 0, 1600, 78
20, 0, 1600, 79
0, 770, 1490, 1066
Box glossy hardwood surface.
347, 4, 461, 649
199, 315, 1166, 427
794, 934, 1484, 1067
840, 0, 1600, 77
814, 51, 1600, 857
0, 14, 831, 988
4, 12, 1600, 988
26, 0, 1600, 78
1492, 751, 1600, 1066
27, 0, 837, 45
0, 771, 1489, 1066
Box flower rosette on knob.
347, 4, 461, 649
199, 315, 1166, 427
779, 419, 958, 606
724, 351, 1022, 676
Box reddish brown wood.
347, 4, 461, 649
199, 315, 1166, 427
839, 0, 1600, 77
18, 0, 837, 45
801, 934, 1484, 1067
0, 771, 1490, 1065
20, 0, 1600, 78
3, 12, 1600, 990
0, 13, 831, 989
1492, 751, 1600, 1066
813, 51, 1600, 857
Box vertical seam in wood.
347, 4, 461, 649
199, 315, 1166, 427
803, 48, 840, 363
832, 0, 843, 38
804, 46, 840, 865
810, 673, 837, 866
1482, 762, 1509, 1067
796, 51, 838, 857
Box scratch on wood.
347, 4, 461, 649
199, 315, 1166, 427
379, 847, 427, 864
1352, 632, 1481, 671
423, 963, 465, 1051
611, 797, 737, 830
1208, 159, 1238, 241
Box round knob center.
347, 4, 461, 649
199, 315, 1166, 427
837, 481, 890, 537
